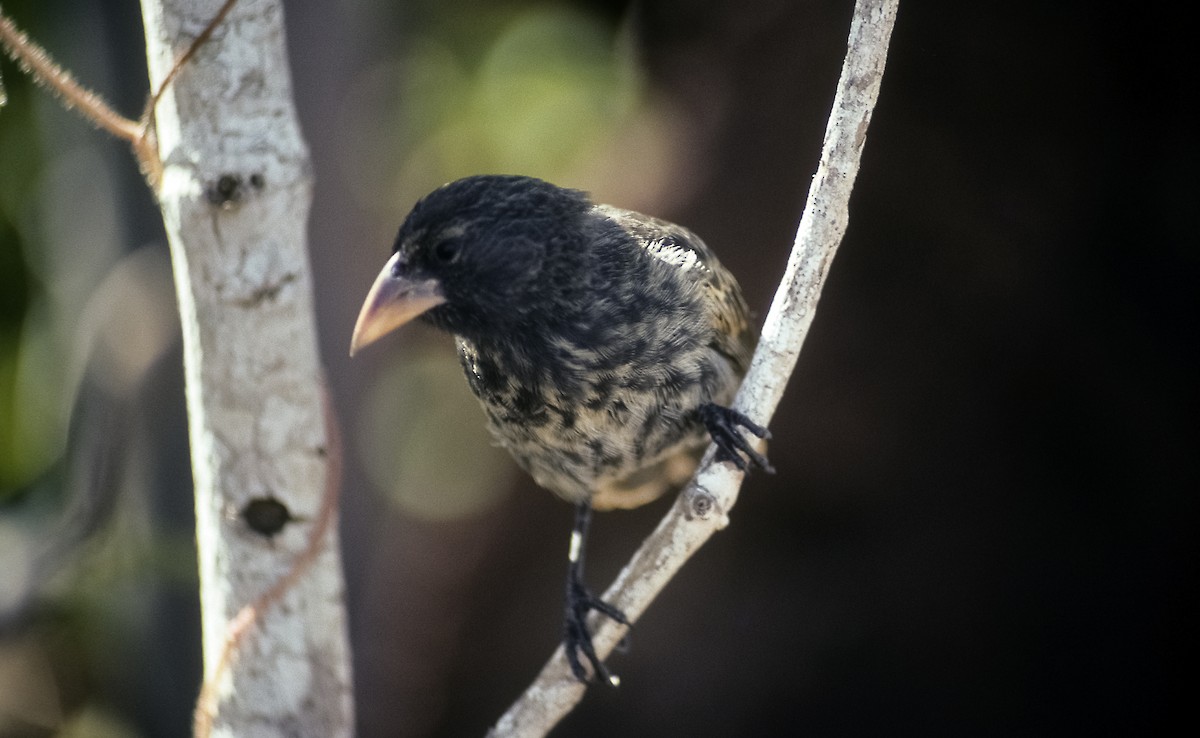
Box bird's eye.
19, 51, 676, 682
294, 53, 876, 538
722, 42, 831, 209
432, 239, 461, 264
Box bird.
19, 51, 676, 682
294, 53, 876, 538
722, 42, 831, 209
350, 174, 772, 684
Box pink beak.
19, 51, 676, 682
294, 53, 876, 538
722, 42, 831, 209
349, 252, 445, 356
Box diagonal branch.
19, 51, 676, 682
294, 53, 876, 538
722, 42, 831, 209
1, 1, 241, 187
488, 1, 900, 735
0, 9, 143, 141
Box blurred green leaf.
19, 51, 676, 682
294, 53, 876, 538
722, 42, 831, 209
339, 4, 645, 213
55, 705, 141, 738
358, 346, 518, 521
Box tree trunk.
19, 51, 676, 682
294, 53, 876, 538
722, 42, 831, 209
139, 1, 353, 734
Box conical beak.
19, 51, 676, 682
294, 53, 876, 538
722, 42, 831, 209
350, 252, 445, 356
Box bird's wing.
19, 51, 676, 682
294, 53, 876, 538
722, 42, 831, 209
594, 205, 756, 373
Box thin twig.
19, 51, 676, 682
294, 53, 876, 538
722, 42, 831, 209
139, 0, 239, 129
0, 9, 142, 141
193, 383, 344, 738
1, 1, 240, 188
488, 1, 900, 735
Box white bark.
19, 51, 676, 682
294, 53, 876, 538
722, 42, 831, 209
139, 1, 353, 735
488, 1, 900, 735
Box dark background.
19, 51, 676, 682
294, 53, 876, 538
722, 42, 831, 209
0, 1, 1192, 736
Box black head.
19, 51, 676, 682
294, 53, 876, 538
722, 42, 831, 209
351, 175, 591, 354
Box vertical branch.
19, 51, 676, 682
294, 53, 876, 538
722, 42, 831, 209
488, 1, 900, 735
139, 1, 353, 735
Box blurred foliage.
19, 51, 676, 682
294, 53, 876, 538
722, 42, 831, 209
53, 707, 139, 738
2, 0, 156, 502
3, 4, 193, 736
359, 349, 518, 521
337, 3, 644, 214
0, 61, 45, 499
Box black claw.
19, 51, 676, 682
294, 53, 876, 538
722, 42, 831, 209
699, 403, 775, 474
562, 502, 629, 685
564, 574, 628, 684
614, 632, 632, 654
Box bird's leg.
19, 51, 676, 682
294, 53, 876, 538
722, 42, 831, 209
563, 500, 629, 685
699, 403, 775, 473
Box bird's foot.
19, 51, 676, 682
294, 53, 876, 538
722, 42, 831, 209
564, 572, 629, 685
699, 403, 775, 473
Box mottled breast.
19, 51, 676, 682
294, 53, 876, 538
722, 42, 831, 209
453, 206, 751, 507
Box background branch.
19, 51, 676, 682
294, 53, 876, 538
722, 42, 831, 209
0, 11, 142, 141
488, 0, 900, 734
0, 8, 161, 181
